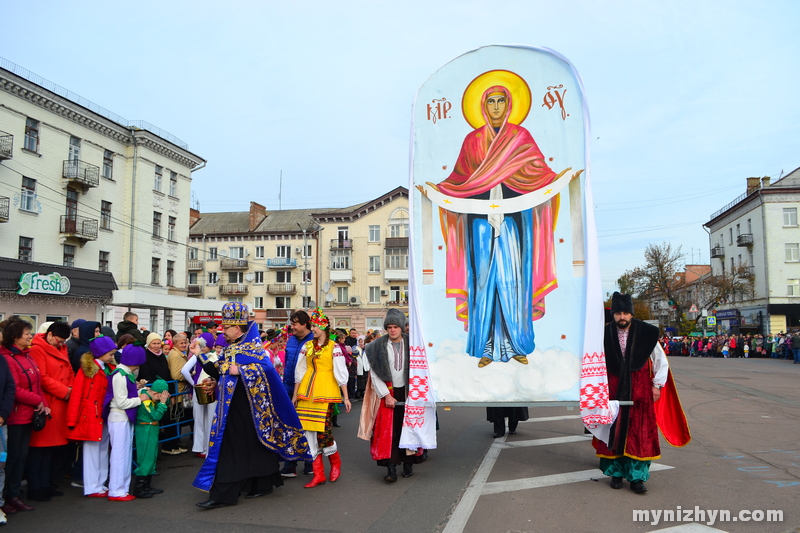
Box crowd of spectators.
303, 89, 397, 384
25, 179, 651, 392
661, 332, 800, 361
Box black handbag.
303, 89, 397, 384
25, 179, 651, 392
11, 353, 48, 431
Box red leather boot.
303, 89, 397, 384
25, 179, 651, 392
328, 451, 342, 482
304, 456, 326, 488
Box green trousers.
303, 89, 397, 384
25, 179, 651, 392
134, 424, 160, 477
599, 457, 651, 483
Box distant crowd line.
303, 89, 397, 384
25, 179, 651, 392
660, 332, 800, 361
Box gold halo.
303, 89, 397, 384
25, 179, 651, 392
462, 70, 532, 129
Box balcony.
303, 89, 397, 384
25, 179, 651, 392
267, 258, 297, 268
736, 233, 753, 246
330, 270, 352, 282
60, 215, 98, 242
219, 283, 249, 295
385, 269, 409, 281
710, 246, 725, 258
187, 259, 203, 270
387, 300, 409, 306
62, 160, 100, 189
385, 237, 409, 248
0, 196, 9, 222
739, 265, 755, 279
331, 239, 353, 249
267, 283, 297, 295
0, 131, 12, 160
265, 309, 292, 319
220, 258, 249, 270
187, 284, 201, 296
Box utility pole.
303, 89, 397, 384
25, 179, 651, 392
297, 222, 308, 305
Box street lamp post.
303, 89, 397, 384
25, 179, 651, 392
297, 222, 308, 306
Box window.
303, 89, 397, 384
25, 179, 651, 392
301, 244, 312, 258
369, 225, 380, 242
208, 272, 218, 285
255, 246, 265, 259
784, 208, 798, 227
18, 237, 32, 261
189, 247, 198, 260
729, 228, 733, 245
101, 201, 112, 230
369, 256, 381, 273
228, 271, 244, 284
254, 271, 264, 284
390, 285, 401, 302
302, 270, 311, 283
337, 227, 349, 240
302, 296, 312, 308
24, 118, 39, 152
188, 272, 198, 285
786, 243, 800, 262
389, 223, 408, 238
151, 258, 160, 285
730, 257, 734, 271
66, 188, 78, 219
254, 297, 264, 309
208, 247, 218, 260
63, 245, 76, 267
102, 150, 114, 180
68, 136, 81, 161
276, 245, 291, 258
169, 171, 178, 196
747, 218, 752, 234
229, 246, 244, 259
369, 286, 381, 303
788, 279, 800, 297
385, 247, 409, 269
154, 166, 163, 191
152, 212, 162, 237
99, 251, 109, 272
20, 177, 36, 212
331, 250, 350, 270
277, 271, 292, 283
337, 286, 349, 304
166, 260, 175, 287
735, 223, 740, 237
168, 216, 176, 241
276, 296, 291, 309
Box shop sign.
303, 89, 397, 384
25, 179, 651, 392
716, 309, 739, 319
17, 272, 71, 296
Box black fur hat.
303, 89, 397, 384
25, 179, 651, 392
611, 292, 634, 314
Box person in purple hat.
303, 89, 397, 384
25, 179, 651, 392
104, 344, 151, 501
181, 333, 218, 458
214, 334, 228, 356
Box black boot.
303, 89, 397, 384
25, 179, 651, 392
332, 416, 340, 427
144, 475, 163, 495
384, 464, 397, 483
133, 477, 154, 499
402, 463, 413, 478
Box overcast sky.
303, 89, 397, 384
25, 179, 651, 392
3, 0, 798, 294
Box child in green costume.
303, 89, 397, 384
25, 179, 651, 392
133, 378, 170, 498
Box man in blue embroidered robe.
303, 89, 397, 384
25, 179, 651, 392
194, 303, 310, 508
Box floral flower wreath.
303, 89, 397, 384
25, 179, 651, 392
310, 308, 337, 340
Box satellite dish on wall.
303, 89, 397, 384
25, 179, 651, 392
309, 300, 316, 308
323, 281, 330, 292
218, 249, 228, 258
325, 293, 335, 302
245, 273, 255, 282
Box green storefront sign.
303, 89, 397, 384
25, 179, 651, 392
17, 272, 71, 296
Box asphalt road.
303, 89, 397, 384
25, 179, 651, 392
9, 356, 800, 533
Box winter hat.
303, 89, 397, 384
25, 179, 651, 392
89, 335, 117, 358
384, 308, 407, 330
199, 332, 215, 348
120, 344, 146, 366
146, 332, 162, 347
214, 334, 228, 349
610, 292, 634, 314
70, 318, 86, 330
150, 378, 169, 393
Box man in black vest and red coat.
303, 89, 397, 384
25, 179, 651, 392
593, 292, 669, 494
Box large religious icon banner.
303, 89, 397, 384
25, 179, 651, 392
409, 45, 604, 405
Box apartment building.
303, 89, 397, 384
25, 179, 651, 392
188, 187, 409, 332
704, 169, 800, 333
0, 58, 218, 331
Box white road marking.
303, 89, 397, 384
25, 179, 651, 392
497, 435, 593, 449
518, 415, 582, 423
651, 524, 728, 532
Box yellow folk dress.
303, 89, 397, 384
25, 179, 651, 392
295, 341, 344, 432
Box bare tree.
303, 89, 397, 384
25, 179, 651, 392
618, 243, 687, 325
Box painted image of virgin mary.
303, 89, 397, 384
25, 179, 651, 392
428, 81, 565, 367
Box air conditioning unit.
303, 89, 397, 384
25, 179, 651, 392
349, 296, 361, 306
295, 247, 301, 254
380, 290, 388, 296
249, 311, 256, 317
324, 301, 332, 307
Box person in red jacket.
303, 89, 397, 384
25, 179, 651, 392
1, 318, 48, 514
26, 321, 74, 502
67, 335, 117, 497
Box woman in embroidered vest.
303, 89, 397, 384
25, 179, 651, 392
292, 308, 351, 488
67, 335, 116, 497
181, 333, 217, 458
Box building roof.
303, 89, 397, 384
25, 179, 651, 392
0, 256, 118, 301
